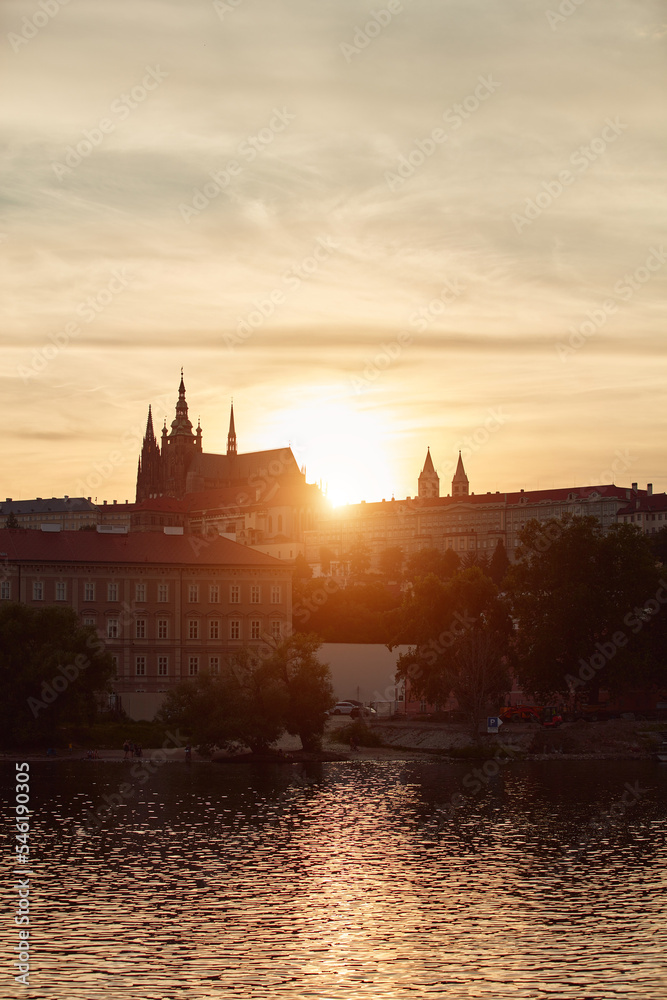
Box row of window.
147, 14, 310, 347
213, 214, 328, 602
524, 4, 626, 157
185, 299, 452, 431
132, 655, 223, 677
0, 581, 283, 604
102, 617, 283, 641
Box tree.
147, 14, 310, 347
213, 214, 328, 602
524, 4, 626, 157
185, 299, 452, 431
506, 515, 663, 702
159, 636, 334, 754
5, 511, 21, 529
650, 525, 667, 568
439, 628, 510, 741
292, 553, 312, 580
405, 547, 460, 583
348, 539, 371, 578
394, 567, 512, 737
488, 539, 510, 587
0, 603, 115, 746
378, 546, 404, 581
266, 633, 334, 751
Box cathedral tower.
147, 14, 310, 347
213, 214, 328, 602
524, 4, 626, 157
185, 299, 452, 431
136, 405, 162, 501
418, 448, 440, 499
452, 451, 469, 497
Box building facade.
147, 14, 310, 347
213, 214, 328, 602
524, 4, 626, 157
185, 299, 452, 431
0, 527, 292, 720
307, 451, 657, 570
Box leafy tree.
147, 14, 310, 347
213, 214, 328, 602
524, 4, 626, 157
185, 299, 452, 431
460, 550, 490, 573
394, 567, 512, 738
488, 539, 510, 587
378, 546, 404, 581
292, 553, 313, 580
266, 633, 334, 751
159, 636, 333, 754
5, 510, 21, 529
293, 579, 402, 642
0, 603, 115, 746
506, 515, 663, 702
650, 525, 667, 567
348, 539, 371, 578
405, 547, 460, 583
160, 647, 285, 754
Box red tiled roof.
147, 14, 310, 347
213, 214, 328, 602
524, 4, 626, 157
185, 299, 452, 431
617, 494, 667, 515
0, 529, 283, 567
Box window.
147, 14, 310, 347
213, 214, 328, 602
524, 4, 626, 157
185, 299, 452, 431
135, 583, 146, 603
83, 615, 96, 627
107, 619, 119, 638
188, 619, 199, 640
55, 581, 67, 601
209, 619, 220, 640
1, 580, 11, 600
107, 582, 118, 601
251, 620, 261, 640
209, 584, 220, 603
229, 619, 241, 640
270, 620, 282, 640
158, 583, 169, 602
209, 656, 220, 676
188, 584, 199, 603
158, 656, 168, 676
111, 655, 119, 673
157, 619, 169, 639
32, 582, 44, 601
250, 585, 261, 604
271, 585, 281, 604
135, 656, 146, 676
84, 582, 95, 601
135, 619, 146, 639
229, 584, 240, 604
188, 656, 199, 676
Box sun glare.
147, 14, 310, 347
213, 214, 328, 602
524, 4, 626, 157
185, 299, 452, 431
276, 397, 397, 507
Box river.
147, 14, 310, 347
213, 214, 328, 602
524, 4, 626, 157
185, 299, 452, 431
1, 758, 666, 998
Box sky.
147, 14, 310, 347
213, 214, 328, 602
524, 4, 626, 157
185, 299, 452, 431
2, 0, 666, 506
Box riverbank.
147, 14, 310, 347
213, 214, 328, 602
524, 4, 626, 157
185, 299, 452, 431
5, 717, 665, 763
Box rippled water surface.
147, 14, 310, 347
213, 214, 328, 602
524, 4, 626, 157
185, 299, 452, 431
2, 758, 667, 999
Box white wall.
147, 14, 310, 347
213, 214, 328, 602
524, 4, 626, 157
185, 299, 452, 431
320, 643, 410, 707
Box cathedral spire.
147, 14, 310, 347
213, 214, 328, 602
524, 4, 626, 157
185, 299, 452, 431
227, 401, 237, 456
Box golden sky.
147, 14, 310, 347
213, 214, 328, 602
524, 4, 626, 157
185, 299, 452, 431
2, 0, 666, 505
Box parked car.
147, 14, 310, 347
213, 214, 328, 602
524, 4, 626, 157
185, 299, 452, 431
327, 701, 376, 717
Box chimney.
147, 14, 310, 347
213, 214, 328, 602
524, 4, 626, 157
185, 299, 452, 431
631, 483, 637, 491
647, 483, 653, 495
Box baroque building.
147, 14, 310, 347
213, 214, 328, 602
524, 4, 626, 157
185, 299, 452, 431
307, 450, 656, 572
0, 527, 291, 720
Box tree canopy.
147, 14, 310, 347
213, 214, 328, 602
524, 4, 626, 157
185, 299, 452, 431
393, 566, 512, 738
505, 515, 665, 701
0, 603, 115, 746
158, 633, 334, 754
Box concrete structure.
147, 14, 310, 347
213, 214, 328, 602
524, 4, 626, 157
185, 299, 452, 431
0, 527, 291, 720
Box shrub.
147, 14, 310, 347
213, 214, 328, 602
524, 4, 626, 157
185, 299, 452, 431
333, 720, 384, 747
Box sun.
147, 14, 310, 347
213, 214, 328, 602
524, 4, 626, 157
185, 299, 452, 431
275, 395, 398, 507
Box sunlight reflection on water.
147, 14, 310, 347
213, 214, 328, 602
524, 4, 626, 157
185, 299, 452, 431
2, 759, 666, 999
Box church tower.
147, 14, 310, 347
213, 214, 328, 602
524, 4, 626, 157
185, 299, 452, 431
136, 405, 162, 501
162, 371, 202, 497
452, 451, 469, 497
227, 402, 237, 456
418, 448, 440, 499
